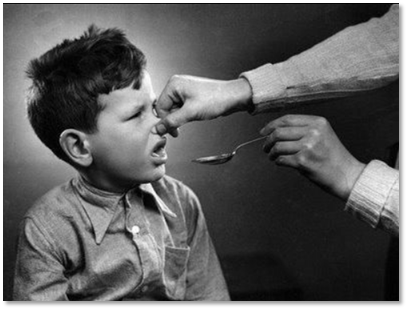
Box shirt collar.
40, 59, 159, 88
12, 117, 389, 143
140, 183, 177, 219
73, 176, 176, 245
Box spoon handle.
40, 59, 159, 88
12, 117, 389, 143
234, 136, 267, 153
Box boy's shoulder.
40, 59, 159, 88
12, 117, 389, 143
24, 179, 79, 222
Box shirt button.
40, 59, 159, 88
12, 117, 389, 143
141, 285, 148, 293
131, 225, 140, 235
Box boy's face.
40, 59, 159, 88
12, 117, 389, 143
87, 71, 167, 192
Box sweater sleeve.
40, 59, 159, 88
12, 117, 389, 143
241, 4, 399, 114
344, 160, 399, 236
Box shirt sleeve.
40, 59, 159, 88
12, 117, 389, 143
183, 190, 230, 301
345, 160, 399, 236
13, 217, 69, 301
241, 4, 399, 114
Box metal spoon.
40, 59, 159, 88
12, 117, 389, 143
192, 136, 267, 165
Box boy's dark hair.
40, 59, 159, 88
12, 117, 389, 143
26, 25, 146, 162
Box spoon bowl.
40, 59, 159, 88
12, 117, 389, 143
192, 153, 234, 165
192, 136, 267, 165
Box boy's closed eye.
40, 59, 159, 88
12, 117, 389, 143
126, 108, 143, 121
127, 101, 158, 121
131, 110, 143, 119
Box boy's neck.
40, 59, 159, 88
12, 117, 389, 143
79, 172, 139, 194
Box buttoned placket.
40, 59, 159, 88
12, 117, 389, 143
124, 189, 163, 297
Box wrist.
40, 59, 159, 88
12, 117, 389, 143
224, 78, 253, 114
341, 159, 366, 201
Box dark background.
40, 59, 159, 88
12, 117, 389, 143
3, 4, 398, 301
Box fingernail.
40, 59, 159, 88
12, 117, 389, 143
170, 128, 179, 138
259, 128, 266, 136
156, 124, 166, 135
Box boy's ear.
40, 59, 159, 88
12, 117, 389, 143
59, 129, 93, 167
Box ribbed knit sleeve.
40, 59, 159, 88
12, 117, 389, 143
241, 5, 399, 115
345, 160, 399, 236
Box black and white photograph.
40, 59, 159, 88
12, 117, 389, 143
3, 3, 399, 302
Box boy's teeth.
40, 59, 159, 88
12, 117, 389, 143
153, 147, 165, 156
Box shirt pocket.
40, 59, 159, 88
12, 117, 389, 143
163, 245, 190, 300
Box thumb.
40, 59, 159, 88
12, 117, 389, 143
156, 110, 189, 137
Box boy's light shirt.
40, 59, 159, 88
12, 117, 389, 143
78, 177, 177, 245
140, 183, 177, 218
13, 174, 230, 301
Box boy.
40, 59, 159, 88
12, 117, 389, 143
13, 25, 230, 301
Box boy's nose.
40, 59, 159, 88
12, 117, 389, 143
151, 125, 158, 135
151, 119, 163, 136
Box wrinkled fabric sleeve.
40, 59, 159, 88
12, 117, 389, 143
345, 160, 399, 236
13, 217, 69, 301
241, 4, 399, 114
183, 190, 230, 301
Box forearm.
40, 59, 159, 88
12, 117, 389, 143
241, 5, 399, 114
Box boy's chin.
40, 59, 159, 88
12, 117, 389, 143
129, 165, 166, 186
146, 165, 166, 182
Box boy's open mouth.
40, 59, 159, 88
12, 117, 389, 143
151, 138, 167, 161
